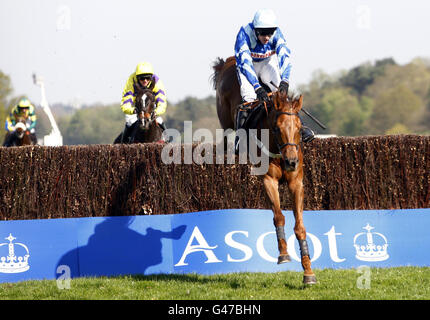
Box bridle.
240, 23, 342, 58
263, 101, 301, 154
271, 110, 300, 152
136, 93, 156, 127
14, 122, 27, 139
239, 92, 301, 153
237, 95, 302, 169
262, 100, 302, 175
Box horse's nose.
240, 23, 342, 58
285, 158, 299, 171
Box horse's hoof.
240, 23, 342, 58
277, 254, 291, 264
303, 275, 317, 285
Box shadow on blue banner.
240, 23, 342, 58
57, 216, 186, 278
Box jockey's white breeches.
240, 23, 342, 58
237, 55, 282, 102
125, 114, 164, 127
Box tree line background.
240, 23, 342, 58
1, 56, 430, 145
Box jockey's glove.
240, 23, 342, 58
279, 81, 289, 95
255, 87, 270, 102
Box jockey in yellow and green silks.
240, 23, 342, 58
120, 61, 167, 142
3, 98, 38, 146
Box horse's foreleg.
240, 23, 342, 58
263, 175, 291, 264
289, 178, 317, 285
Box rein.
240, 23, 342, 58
261, 100, 301, 153
136, 91, 156, 125
263, 101, 301, 176
271, 110, 300, 151
237, 94, 302, 166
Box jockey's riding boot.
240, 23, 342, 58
301, 126, 315, 143
234, 109, 248, 154
299, 115, 315, 143
121, 124, 133, 143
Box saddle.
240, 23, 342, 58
237, 79, 272, 131
241, 103, 267, 130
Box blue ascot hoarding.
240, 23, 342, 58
0, 209, 429, 283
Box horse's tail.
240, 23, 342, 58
210, 57, 226, 90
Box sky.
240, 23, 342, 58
1, 0, 430, 107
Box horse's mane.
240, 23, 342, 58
287, 85, 301, 102
211, 56, 236, 90
141, 88, 155, 100
210, 57, 225, 90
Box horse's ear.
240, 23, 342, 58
273, 91, 282, 110
294, 95, 303, 112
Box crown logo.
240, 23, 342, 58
353, 224, 389, 262
0, 234, 30, 273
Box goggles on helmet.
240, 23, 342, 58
255, 27, 277, 37
137, 74, 152, 82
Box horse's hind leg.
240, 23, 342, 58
289, 179, 317, 285
263, 174, 290, 264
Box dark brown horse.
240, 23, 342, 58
212, 57, 317, 285
3, 116, 35, 147
114, 89, 164, 144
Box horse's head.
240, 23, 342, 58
14, 122, 27, 139
14, 116, 29, 140
270, 90, 303, 172
135, 89, 156, 130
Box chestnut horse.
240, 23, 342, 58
114, 89, 163, 144
212, 56, 317, 285
3, 116, 35, 147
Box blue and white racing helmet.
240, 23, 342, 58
253, 9, 277, 29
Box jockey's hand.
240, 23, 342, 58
279, 81, 289, 95
255, 87, 269, 102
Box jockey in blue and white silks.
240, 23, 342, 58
235, 9, 292, 103
233, 9, 314, 150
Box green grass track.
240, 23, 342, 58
0, 267, 429, 300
